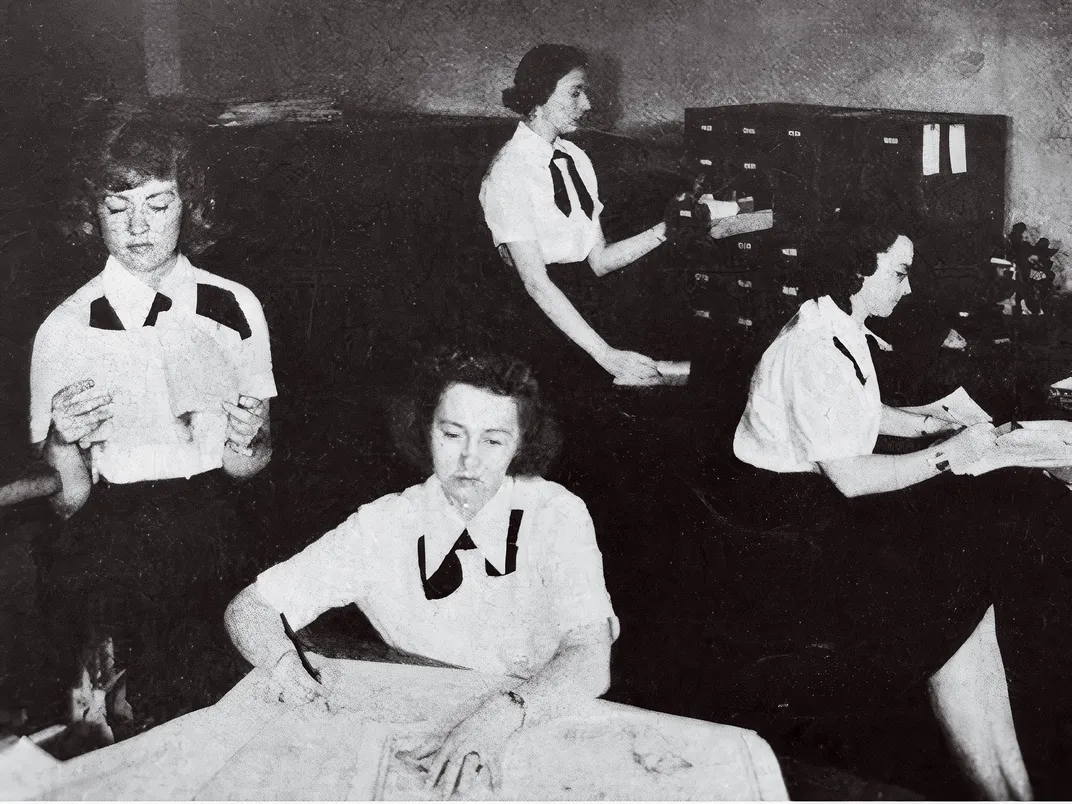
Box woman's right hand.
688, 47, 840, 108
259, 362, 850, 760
937, 422, 999, 473
51, 379, 112, 449
266, 650, 330, 709
598, 348, 659, 384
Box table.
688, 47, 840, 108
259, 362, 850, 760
3, 658, 787, 801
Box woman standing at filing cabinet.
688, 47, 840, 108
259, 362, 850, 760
479, 44, 718, 394
30, 107, 276, 739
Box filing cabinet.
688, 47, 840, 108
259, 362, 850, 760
682, 103, 1009, 371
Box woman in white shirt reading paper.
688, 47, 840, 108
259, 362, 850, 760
479, 44, 723, 393
226, 349, 617, 797
31, 108, 276, 738
729, 212, 1032, 800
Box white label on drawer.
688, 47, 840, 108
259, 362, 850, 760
949, 123, 966, 173
923, 124, 940, 175
738, 317, 753, 327
737, 241, 752, 250
700, 158, 712, 166
737, 279, 752, 288
782, 286, 798, 296
701, 124, 713, 131
781, 248, 798, 256
743, 162, 756, 170
695, 309, 711, 319
788, 129, 801, 137
694, 272, 709, 283
741, 127, 756, 134
884, 137, 899, 144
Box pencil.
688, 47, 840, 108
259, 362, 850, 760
280, 612, 322, 684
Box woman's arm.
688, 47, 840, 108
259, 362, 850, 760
37, 434, 92, 518
819, 423, 997, 498
221, 398, 272, 479
504, 241, 657, 382
224, 583, 298, 669
586, 219, 667, 278
880, 404, 959, 438
511, 620, 612, 720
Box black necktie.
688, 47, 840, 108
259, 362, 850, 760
417, 510, 524, 600
832, 337, 867, 385
143, 292, 172, 326
549, 150, 594, 219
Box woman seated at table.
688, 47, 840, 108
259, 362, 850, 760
729, 211, 1033, 800
226, 349, 617, 795
479, 44, 715, 393
31, 106, 275, 738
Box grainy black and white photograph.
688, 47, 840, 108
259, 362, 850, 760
2, 0, 1072, 799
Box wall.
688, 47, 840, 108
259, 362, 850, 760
175, 0, 1072, 281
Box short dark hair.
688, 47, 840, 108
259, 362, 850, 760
392, 348, 562, 477
803, 205, 915, 314
62, 104, 217, 256
502, 44, 588, 116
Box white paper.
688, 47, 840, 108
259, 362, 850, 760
922, 123, 940, 175
956, 421, 1072, 476
898, 386, 992, 426
948, 123, 967, 174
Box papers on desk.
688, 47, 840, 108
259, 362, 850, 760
955, 420, 1072, 476
17, 658, 787, 801
899, 386, 993, 427
612, 361, 691, 388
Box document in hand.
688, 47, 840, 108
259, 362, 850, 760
899, 386, 993, 428
954, 420, 1072, 476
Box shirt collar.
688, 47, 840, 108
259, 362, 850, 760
422, 475, 514, 575
513, 121, 562, 164
814, 295, 892, 351
102, 254, 194, 330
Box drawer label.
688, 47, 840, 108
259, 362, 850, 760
743, 162, 756, 170
737, 241, 752, 250
741, 127, 756, 134
781, 248, 798, 256
738, 317, 753, 327
782, 286, 799, 296
695, 309, 711, 319
884, 137, 899, 144
701, 124, 713, 131
700, 158, 713, 166
737, 279, 752, 288
788, 130, 801, 137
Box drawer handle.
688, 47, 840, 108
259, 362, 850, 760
883, 137, 899, 144
738, 317, 753, 328
782, 286, 799, 296
695, 309, 712, 319
701, 124, 713, 132
738, 279, 752, 288
781, 248, 798, 257
743, 162, 756, 170
741, 127, 756, 134
694, 273, 709, 283
737, 241, 752, 250
700, 158, 713, 166
788, 130, 801, 137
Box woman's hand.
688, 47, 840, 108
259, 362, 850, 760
51, 379, 112, 449
266, 650, 330, 709
410, 692, 526, 797
937, 423, 999, 473
223, 395, 267, 456
597, 348, 659, 384
663, 190, 713, 242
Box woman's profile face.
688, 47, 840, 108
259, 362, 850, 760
536, 67, 591, 135
430, 382, 521, 514
98, 176, 183, 277
854, 234, 914, 319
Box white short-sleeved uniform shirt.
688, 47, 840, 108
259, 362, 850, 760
479, 121, 605, 265
734, 295, 884, 473
257, 475, 619, 679
29, 254, 277, 483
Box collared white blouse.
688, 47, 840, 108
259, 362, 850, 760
734, 295, 884, 474
256, 475, 618, 679
29, 254, 276, 483
479, 121, 605, 266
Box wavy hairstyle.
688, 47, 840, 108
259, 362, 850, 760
502, 44, 588, 117
392, 348, 562, 477
62, 104, 217, 256
802, 203, 917, 314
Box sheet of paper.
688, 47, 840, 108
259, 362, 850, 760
948, 123, 967, 174
898, 386, 992, 426
922, 123, 940, 175
955, 420, 1072, 476
709, 210, 774, 239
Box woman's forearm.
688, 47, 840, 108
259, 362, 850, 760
224, 584, 296, 669
511, 624, 612, 726
880, 405, 951, 438
819, 446, 946, 498
222, 423, 272, 479
39, 432, 92, 518
588, 224, 667, 277
506, 242, 611, 363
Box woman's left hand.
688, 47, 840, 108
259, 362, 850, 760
223, 395, 267, 456
411, 692, 526, 798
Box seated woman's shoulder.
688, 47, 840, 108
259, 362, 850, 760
514, 476, 588, 513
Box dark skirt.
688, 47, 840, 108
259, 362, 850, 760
699, 459, 1014, 710
470, 258, 612, 404
38, 470, 250, 718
